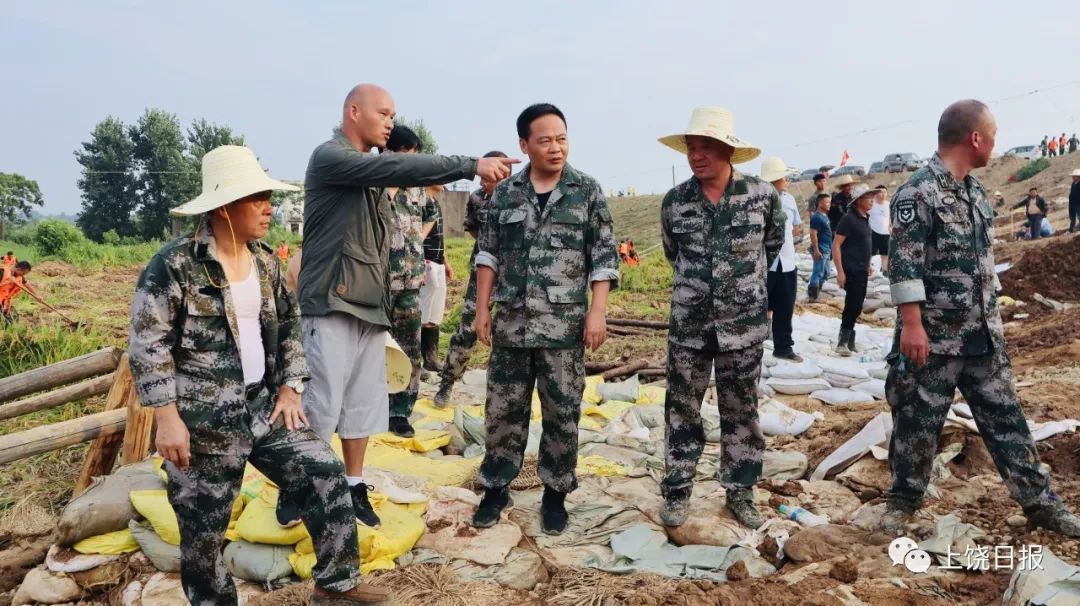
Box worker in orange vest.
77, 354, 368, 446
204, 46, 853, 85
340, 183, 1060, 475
1, 251, 16, 271
626, 239, 640, 266
276, 241, 290, 263
617, 239, 629, 263
0, 261, 38, 318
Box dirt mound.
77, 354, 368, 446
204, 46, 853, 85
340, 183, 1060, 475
999, 234, 1080, 302
1004, 306, 1080, 352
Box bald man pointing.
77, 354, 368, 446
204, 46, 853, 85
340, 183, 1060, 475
283, 84, 517, 529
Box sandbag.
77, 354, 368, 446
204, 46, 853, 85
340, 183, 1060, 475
597, 374, 639, 403
814, 358, 870, 380
129, 490, 181, 545
583, 375, 605, 404
823, 372, 867, 388
758, 400, 817, 436
371, 429, 450, 453
11, 568, 83, 606
292, 499, 426, 576
767, 377, 831, 395
139, 572, 187, 606
796, 480, 861, 522
636, 385, 666, 405
782, 525, 874, 563
851, 379, 886, 400
45, 545, 121, 573
223, 540, 294, 583
236, 487, 310, 545
762, 451, 808, 481
768, 362, 823, 380
757, 380, 776, 398
72, 528, 139, 555
416, 499, 521, 565
810, 388, 877, 406
56, 459, 165, 546
130, 520, 180, 572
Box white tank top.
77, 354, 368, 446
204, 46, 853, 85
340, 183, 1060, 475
229, 258, 265, 386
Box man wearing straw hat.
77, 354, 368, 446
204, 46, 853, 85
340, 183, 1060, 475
129, 145, 388, 604
882, 100, 1080, 537
657, 107, 785, 529
828, 173, 857, 233
296, 84, 517, 529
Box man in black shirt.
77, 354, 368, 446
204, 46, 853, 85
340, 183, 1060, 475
832, 184, 877, 355
420, 185, 451, 371
828, 174, 856, 233
1070, 170, 1080, 233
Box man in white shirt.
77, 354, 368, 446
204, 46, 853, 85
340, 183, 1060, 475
761, 157, 802, 361
869, 185, 891, 273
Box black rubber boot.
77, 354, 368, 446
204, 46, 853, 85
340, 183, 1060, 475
421, 326, 443, 372
541, 486, 569, 535
472, 487, 511, 528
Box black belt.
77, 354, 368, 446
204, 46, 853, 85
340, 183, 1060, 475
245, 381, 266, 399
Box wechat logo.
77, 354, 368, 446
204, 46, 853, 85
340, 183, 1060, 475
889, 537, 932, 574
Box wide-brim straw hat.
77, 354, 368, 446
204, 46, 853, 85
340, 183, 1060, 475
1071, 169, 1080, 177
658, 107, 761, 164
385, 333, 411, 394
832, 174, 857, 188
849, 184, 877, 203
171, 145, 299, 216
760, 156, 788, 182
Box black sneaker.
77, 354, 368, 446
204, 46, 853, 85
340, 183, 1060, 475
275, 493, 302, 528
388, 416, 415, 438
541, 487, 569, 535
350, 483, 381, 528
773, 350, 804, 363
472, 488, 510, 528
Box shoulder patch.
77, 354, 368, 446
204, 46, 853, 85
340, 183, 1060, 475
895, 198, 917, 224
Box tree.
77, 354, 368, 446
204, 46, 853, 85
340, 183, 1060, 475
187, 119, 245, 163
129, 109, 198, 240
0, 173, 44, 240
75, 117, 139, 241
394, 116, 439, 154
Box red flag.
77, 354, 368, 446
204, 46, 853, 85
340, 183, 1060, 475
839, 150, 850, 167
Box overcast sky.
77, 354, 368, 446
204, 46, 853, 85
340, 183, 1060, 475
4, 1, 1080, 214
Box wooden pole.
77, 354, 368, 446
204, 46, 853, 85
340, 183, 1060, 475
584, 360, 628, 374
0, 408, 127, 465
73, 355, 133, 496
0, 347, 122, 404
0, 373, 115, 421
601, 360, 650, 381
120, 378, 153, 466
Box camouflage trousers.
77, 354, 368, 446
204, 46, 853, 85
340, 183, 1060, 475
662, 340, 765, 500
165, 387, 359, 606
389, 288, 422, 418
886, 349, 1056, 513
439, 257, 492, 386
478, 345, 585, 493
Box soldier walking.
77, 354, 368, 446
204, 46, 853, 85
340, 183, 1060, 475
128, 146, 388, 605
657, 107, 785, 529
883, 100, 1080, 536
471, 104, 619, 535
433, 151, 511, 406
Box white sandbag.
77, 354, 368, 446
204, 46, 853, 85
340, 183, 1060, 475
56, 459, 165, 546
814, 358, 870, 380
861, 297, 888, 312
823, 372, 867, 388
758, 399, 816, 436
866, 364, 889, 381
223, 540, 294, 583
597, 374, 640, 403
769, 362, 823, 380
759, 364, 770, 379
12, 568, 83, 605
851, 379, 886, 400
757, 381, 776, 398
45, 544, 121, 573
810, 389, 877, 406
461, 369, 488, 386
766, 377, 831, 395
130, 520, 180, 573
762, 450, 808, 481
122, 580, 143, 606
873, 307, 897, 322
140, 572, 187, 606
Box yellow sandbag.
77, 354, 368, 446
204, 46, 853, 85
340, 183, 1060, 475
637, 385, 667, 405
356, 441, 479, 487
290, 497, 426, 577
462, 405, 485, 418
235, 486, 309, 546
580, 416, 604, 431
130, 490, 181, 546
998, 295, 1016, 306
372, 429, 451, 453
152, 456, 168, 482
583, 375, 605, 404
73, 528, 139, 554
583, 400, 635, 420
412, 399, 454, 423
577, 455, 630, 477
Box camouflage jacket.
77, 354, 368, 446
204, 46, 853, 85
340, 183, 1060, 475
887, 153, 1001, 356
387, 187, 431, 292
464, 187, 490, 236
661, 172, 785, 351
476, 163, 620, 349
129, 222, 307, 455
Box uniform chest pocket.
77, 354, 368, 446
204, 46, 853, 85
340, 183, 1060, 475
184, 291, 230, 352
975, 202, 995, 247
499, 208, 527, 250
550, 206, 586, 249
933, 207, 972, 251
727, 214, 765, 253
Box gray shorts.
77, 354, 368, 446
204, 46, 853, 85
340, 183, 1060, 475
301, 313, 388, 442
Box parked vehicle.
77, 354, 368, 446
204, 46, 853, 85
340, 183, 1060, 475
834, 165, 866, 177
884, 153, 920, 173
791, 168, 821, 182
869, 161, 886, 174
1003, 145, 1040, 162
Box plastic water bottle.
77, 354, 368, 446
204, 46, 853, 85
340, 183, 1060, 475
778, 504, 828, 527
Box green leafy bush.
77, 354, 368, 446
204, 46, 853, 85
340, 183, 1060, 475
33, 219, 85, 256
1013, 158, 1050, 182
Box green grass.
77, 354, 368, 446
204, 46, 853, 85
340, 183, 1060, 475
1014, 158, 1051, 182
607, 195, 663, 249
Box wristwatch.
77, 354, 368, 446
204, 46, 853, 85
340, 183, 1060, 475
285, 378, 306, 394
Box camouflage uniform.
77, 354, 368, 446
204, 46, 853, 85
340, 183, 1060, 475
886, 153, 1057, 514
388, 187, 432, 419
129, 222, 360, 606
439, 188, 494, 386
475, 164, 619, 492
660, 173, 785, 501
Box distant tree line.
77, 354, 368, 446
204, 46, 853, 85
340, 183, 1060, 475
75, 110, 244, 242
